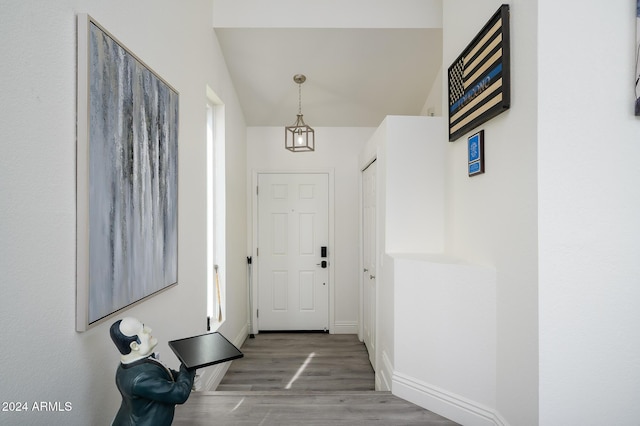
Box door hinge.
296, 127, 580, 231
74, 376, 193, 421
256, 309, 259, 318
257, 247, 259, 256
256, 186, 259, 195
207, 316, 211, 331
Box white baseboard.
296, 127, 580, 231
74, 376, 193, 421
332, 321, 358, 334
376, 350, 393, 391
200, 323, 249, 391
392, 372, 508, 426
203, 360, 230, 391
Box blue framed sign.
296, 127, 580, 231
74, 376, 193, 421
468, 130, 485, 176
448, 5, 510, 141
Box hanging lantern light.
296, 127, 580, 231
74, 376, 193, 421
285, 74, 315, 152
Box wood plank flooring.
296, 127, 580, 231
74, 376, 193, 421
217, 332, 375, 391
173, 333, 459, 425
174, 391, 459, 425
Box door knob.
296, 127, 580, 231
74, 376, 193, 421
316, 260, 328, 268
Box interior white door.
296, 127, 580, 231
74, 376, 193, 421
362, 161, 377, 367
257, 173, 329, 331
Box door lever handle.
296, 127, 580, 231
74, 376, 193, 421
369, 274, 376, 280
316, 260, 328, 268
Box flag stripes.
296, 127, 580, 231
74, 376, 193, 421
448, 5, 510, 141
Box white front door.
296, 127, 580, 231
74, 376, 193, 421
362, 161, 377, 367
257, 173, 329, 331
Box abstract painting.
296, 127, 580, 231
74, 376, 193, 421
636, 0, 640, 115
77, 15, 179, 331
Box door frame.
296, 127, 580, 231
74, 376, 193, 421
359, 158, 377, 367
250, 169, 335, 335
359, 158, 377, 354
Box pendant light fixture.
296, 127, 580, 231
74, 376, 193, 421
285, 74, 315, 152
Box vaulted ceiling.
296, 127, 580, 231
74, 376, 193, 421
212, 0, 443, 127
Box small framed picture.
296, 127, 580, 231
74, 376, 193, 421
468, 130, 485, 176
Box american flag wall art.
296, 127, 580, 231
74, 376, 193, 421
448, 5, 510, 141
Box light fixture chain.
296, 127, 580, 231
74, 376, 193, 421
298, 83, 302, 115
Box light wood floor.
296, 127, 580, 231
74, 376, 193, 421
217, 332, 375, 392
173, 333, 459, 425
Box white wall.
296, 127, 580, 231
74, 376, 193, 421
385, 117, 445, 253
421, 67, 443, 117
0, 1, 247, 424
393, 254, 496, 426
359, 116, 447, 393
246, 126, 374, 334
538, 1, 640, 424
443, 1, 539, 424
362, 115, 501, 424
358, 2, 640, 425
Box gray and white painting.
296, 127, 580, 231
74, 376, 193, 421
637, 0, 640, 114
88, 22, 178, 323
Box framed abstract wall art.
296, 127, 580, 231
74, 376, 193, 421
636, 0, 640, 115
76, 14, 179, 331
448, 4, 510, 141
